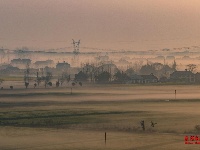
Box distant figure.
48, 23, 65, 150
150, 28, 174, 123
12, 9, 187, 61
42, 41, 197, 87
10, 86, 13, 89
175, 89, 176, 99
72, 82, 75, 86
140, 120, 145, 131
151, 121, 157, 127
34, 83, 37, 88
25, 82, 29, 89
1, 87, 3, 90
79, 82, 82, 86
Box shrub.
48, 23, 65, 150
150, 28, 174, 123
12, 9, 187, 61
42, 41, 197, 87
195, 125, 200, 132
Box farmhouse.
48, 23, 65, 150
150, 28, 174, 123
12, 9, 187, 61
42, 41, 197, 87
34, 60, 54, 68
170, 70, 195, 83
11, 59, 31, 65
56, 61, 70, 71
126, 73, 158, 84
195, 72, 200, 83
140, 73, 158, 83
129, 74, 143, 83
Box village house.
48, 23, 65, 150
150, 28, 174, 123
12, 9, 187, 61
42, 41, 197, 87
56, 61, 70, 71
126, 73, 158, 84
170, 70, 195, 83
129, 74, 143, 83
140, 73, 158, 83
11, 58, 31, 65
10, 58, 31, 69
195, 72, 200, 83
0, 65, 20, 75
34, 60, 54, 68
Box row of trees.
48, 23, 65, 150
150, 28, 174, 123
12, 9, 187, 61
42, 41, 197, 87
2, 61, 196, 88
23, 66, 75, 88
75, 70, 135, 83
74, 62, 177, 83
23, 65, 54, 88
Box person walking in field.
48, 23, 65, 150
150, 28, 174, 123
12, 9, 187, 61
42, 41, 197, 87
140, 120, 145, 131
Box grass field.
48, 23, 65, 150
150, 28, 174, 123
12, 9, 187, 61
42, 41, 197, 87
1, 84, 200, 149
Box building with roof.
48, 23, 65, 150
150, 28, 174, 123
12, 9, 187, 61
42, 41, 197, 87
129, 74, 143, 83
11, 58, 31, 65
10, 58, 31, 69
34, 60, 54, 68
170, 70, 195, 83
56, 61, 70, 71
140, 73, 158, 83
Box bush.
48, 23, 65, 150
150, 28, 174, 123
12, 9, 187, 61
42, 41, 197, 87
195, 125, 200, 132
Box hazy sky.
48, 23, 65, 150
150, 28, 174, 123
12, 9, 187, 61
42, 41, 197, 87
1, 0, 200, 51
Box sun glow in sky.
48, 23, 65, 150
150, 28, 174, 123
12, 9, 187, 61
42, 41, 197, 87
1, 0, 200, 51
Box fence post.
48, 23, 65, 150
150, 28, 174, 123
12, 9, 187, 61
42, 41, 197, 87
105, 132, 106, 145
175, 90, 176, 99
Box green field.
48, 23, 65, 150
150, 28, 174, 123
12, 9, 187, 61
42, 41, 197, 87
0, 85, 200, 149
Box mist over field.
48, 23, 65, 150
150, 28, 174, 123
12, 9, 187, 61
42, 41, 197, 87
0, 85, 200, 150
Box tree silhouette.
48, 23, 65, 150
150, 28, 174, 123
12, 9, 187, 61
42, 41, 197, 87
25, 82, 29, 89
125, 68, 135, 76
24, 64, 30, 88
44, 72, 52, 88
95, 71, 111, 83
79, 82, 82, 86
34, 83, 37, 88
75, 71, 88, 81
59, 72, 70, 85
56, 80, 60, 87
114, 71, 130, 83
140, 64, 156, 75
186, 64, 197, 73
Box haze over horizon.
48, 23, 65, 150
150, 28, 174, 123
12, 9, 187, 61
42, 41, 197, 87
1, 0, 200, 51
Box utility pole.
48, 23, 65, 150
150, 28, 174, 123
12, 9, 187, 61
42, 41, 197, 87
72, 39, 80, 66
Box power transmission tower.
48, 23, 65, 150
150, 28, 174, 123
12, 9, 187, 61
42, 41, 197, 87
72, 39, 80, 67
72, 39, 80, 55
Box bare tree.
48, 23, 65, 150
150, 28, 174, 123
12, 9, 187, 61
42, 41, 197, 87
44, 72, 52, 88
133, 60, 144, 73
56, 80, 60, 87
24, 64, 30, 89
36, 72, 40, 86
186, 64, 197, 72
59, 72, 70, 85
